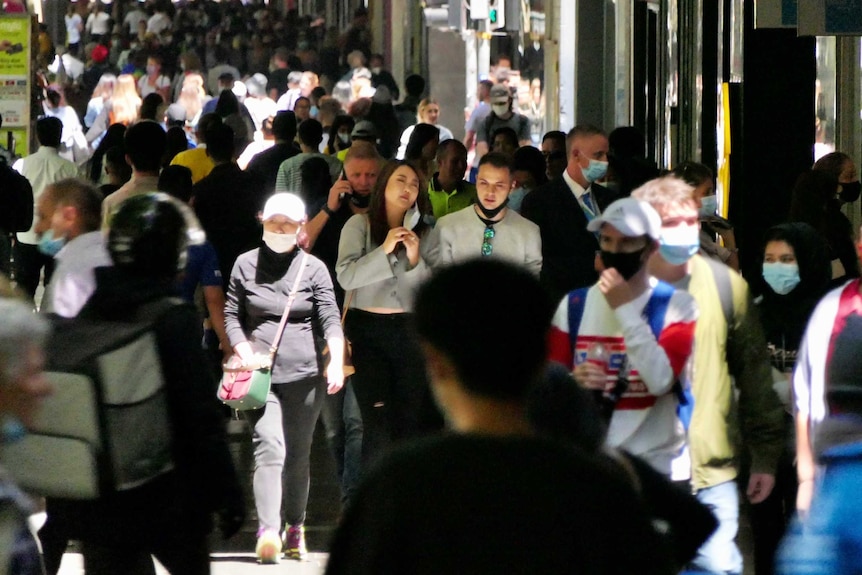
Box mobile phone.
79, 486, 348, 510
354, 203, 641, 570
339, 169, 349, 199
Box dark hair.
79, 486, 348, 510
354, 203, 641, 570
297, 118, 323, 147
327, 114, 355, 154
124, 120, 166, 173
139, 93, 164, 121
512, 146, 548, 187
299, 156, 332, 210
45, 88, 62, 108
478, 151, 512, 172
813, 152, 853, 181
404, 123, 439, 162
404, 74, 426, 97
44, 178, 103, 233
436, 138, 466, 161
195, 113, 222, 143
89, 123, 127, 183
368, 160, 430, 246
414, 259, 554, 400
541, 130, 566, 151
491, 127, 518, 151
294, 96, 311, 108
163, 126, 189, 167
104, 145, 131, 182
609, 126, 646, 159
36, 116, 63, 148
272, 110, 297, 142
671, 161, 713, 188
158, 165, 193, 203
310, 86, 327, 101
214, 89, 240, 117
789, 170, 839, 230
205, 122, 235, 163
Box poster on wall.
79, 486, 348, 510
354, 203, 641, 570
0, 15, 31, 158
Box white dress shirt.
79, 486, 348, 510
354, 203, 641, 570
41, 231, 112, 317
13, 147, 79, 245
562, 169, 600, 219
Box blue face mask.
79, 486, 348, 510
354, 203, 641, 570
700, 195, 718, 218
659, 225, 700, 265
1, 416, 26, 444
310, 105, 318, 117
581, 159, 608, 184
762, 262, 801, 295
37, 230, 65, 257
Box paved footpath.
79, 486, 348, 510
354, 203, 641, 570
57, 552, 328, 574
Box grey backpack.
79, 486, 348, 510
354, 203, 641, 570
0, 298, 182, 500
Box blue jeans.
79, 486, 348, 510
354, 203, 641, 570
688, 480, 743, 575
319, 378, 363, 505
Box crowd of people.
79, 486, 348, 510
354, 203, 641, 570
1, 0, 862, 573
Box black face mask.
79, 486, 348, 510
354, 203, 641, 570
349, 193, 371, 209
476, 198, 509, 219
600, 246, 647, 281
840, 181, 861, 204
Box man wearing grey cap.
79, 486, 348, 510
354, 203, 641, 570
474, 83, 531, 162
547, 197, 698, 476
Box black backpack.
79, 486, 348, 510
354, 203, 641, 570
0, 164, 33, 234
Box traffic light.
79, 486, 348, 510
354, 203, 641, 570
488, 0, 505, 29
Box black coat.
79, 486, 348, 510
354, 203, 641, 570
522, 177, 621, 303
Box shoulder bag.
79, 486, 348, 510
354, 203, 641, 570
218, 251, 309, 410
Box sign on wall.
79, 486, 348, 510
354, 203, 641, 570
0, 15, 31, 158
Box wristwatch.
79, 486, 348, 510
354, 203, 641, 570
321, 205, 336, 217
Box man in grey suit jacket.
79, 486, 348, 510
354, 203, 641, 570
426, 152, 542, 277
522, 125, 621, 302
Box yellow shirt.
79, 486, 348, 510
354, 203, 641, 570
170, 146, 215, 184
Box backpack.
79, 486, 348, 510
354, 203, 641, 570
0, 164, 33, 234
0, 298, 182, 500
483, 112, 529, 146
567, 282, 695, 427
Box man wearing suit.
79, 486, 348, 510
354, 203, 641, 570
522, 125, 619, 302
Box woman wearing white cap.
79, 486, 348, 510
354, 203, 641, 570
224, 193, 345, 564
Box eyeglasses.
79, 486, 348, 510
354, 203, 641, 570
481, 225, 495, 256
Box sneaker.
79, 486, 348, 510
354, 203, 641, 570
255, 529, 282, 564
283, 524, 307, 560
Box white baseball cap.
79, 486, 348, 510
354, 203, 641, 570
586, 197, 661, 240
262, 193, 306, 222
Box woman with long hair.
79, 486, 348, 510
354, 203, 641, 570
336, 160, 442, 466
789, 169, 859, 287
84, 73, 116, 129
86, 74, 141, 145
177, 73, 208, 128
396, 97, 453, 159
403, 123, 440, 181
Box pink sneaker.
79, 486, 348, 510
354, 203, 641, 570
283, 524, 307, 560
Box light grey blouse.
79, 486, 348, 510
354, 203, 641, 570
336, 214, 431, 312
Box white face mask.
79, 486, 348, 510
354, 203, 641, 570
403, 204, 420, 230
263, 231, 297, 253
492, 103, 509, 116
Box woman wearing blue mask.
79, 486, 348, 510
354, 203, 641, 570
671, 161, 739, 271
752, 222, 831, 575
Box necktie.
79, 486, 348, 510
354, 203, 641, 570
582, 190, 596, 220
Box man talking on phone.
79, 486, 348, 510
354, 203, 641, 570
302, 141, 381, 508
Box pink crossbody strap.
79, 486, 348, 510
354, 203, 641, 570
268, 251, 310, 359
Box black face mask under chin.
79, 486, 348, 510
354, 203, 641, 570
840, 181, 862, 204
476, 198, 509, 219
350, 193, 371, 209
599, 246, 647, 281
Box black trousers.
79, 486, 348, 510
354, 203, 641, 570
13, 241, 54, 301
344, 309, 443, 467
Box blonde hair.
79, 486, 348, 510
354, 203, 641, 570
92, 73, 117, 101
110, 74, 142, 126
417, 98, 439, 124
178, 73, 206, 124
631, 176, 698, 214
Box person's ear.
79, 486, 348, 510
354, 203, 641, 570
421, 342, 458, 387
